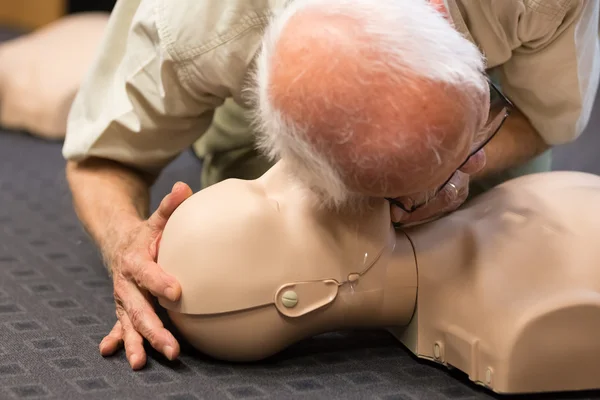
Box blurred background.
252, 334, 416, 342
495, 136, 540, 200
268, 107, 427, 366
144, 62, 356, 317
0, 2, 598, 400
0, 0, 116, 31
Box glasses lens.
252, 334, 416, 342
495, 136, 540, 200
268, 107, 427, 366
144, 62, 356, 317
388, 79, 512, 215
470, 82, 508, 153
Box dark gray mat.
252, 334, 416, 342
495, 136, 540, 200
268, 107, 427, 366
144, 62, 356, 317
0, 130, 599, 400
2, 25, 600, 400
1, 130, 598, 400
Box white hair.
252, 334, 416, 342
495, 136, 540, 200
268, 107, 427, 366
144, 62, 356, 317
248, 0, 487, 209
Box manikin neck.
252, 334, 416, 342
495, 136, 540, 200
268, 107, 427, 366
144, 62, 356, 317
255, 161, 416, 330
257, 160, 394, 280
385, 208, 478, 349
403, 206, 474, 274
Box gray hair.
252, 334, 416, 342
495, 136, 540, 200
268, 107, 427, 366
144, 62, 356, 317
249, 0, 487, 209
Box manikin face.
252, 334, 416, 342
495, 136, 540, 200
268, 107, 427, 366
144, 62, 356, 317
160, 177, 293, 286
157, 163, 396, 318
156, 168, 405, 361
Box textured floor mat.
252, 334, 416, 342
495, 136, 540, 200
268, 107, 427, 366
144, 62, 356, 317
1, 130, 600, 400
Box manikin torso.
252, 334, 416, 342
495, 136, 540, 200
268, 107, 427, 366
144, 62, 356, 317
157, 161, 600, 395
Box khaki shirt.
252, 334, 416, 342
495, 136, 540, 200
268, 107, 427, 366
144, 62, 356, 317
62, 0, 600, 175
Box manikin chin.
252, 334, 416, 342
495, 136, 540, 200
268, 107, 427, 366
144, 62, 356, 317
157, 160, 600, 395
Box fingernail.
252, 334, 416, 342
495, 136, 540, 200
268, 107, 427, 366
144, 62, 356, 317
130, 354, 140, 368
392, 206, 408, 223
164, 287, 177, 301
172, 182, 182, 192
163, 346, 175, 361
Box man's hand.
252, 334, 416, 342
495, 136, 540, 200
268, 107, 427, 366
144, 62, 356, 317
391, 149, 486, 225
99, 182, 193, 370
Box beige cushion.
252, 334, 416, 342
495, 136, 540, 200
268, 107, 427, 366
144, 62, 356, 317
0, 13, 109, 139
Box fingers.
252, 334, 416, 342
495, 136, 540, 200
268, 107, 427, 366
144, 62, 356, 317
101, 275, 181, 370
140, 182, 188, 301
390, 186, 436, 224
98, 313, 146, 370
148, 182, 193, 231
100, 186, 188, 371
460, 149, 486, 174
99, 320, 124, 356
124, 257, 181, 302
437, 172, 470, 213
148, 231, 163, 260
118, 311, 147, 370
392, 172, 469, 225
114, 279, 180, 363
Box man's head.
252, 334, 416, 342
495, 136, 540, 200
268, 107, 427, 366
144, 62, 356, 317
250, 0, 489, 208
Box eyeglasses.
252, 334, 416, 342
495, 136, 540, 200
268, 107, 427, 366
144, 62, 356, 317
387, 77, 513, 214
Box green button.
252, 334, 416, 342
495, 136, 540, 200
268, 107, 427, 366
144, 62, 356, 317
281, 290, 298, 308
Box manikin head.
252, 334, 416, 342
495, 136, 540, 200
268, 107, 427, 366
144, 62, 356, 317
157, 161, 418, 361
158, 0, 490, 360
249, 0, 490, 208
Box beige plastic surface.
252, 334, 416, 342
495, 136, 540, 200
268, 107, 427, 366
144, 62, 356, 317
391, 170, 600, 394
0, 13, 108, 139
158, 161, 417, 361
158, 164, 600, 394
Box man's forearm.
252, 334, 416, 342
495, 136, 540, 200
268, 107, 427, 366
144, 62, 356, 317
473, 108, 550, 181
65, 157, 154, 261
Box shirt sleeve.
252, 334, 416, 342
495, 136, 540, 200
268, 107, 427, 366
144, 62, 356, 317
62, 0, 233, 174
494, 0, 600, 145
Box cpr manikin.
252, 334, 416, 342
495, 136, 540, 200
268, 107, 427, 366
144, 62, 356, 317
156, 0, 599, 394
157, 162, 600, 395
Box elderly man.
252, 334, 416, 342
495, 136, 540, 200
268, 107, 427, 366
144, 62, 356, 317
62, 0, 599, 369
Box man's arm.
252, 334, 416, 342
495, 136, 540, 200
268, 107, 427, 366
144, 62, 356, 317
62, 0, 216, 268
393, 0, 599, 225
472, 107, 549, 181
491, 0, 598, 165
66, 158, 152, 263
62, 0, 270, 369
65, 155, 194, 369
453, 0, 600, 180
